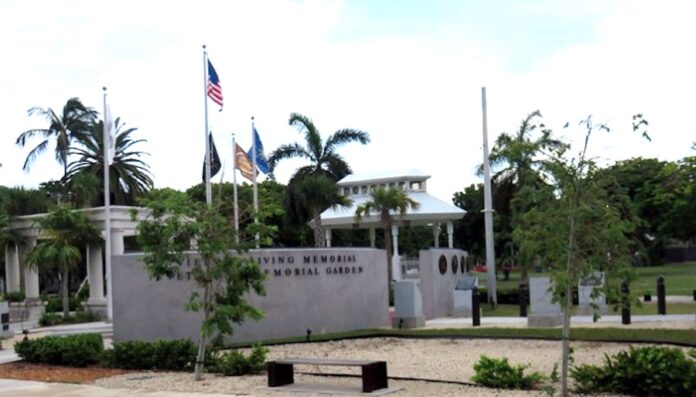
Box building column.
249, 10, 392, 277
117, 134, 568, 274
447, 220, 454, 249
22, 237, 40, 301
4, 244, 20, 293
432, 223, 440, 248
325, 228, 332, 248
369, 228, 376, 248
111, 230, 125, 255
391, 224, 401, 282
86, 244, 106, 305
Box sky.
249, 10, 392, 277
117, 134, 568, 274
1, 0, 694, 202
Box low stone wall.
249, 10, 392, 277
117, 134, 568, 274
112, 248, 388, 343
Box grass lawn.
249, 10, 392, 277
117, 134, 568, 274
477, 261, 696, 295
482, 302, 696, 317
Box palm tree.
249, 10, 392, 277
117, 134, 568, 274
355, 187, 419, 293
66, 118, 153, 205
268, 113, 370, 181
16, 98, 98, 176
24, 207, 100, 317
295, 174, 352, 247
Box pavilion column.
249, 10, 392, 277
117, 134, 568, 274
325, 228, 332, 248
111, 230, 125, 255
86, 245, 106, 305
369, 228, 376, 248
447, 220, 454, 249
391, 224, 401, 282
432, 223, 440, 248
22, 237, 40, 301
4, 243, 20, 293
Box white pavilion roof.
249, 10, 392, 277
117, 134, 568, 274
320, 170, 465, 229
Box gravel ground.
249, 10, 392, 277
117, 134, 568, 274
93, 337, 674, 396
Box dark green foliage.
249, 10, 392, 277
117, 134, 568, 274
76, 284, 90, 301
38, 311, 99, 326
45, 297, 83, 313
472, 355, 545, 389
570, 346, 696, 397
14, 333, 103, 367
207, 344, 268, 376
4, 291, 26, 302
103, 339, 197, 371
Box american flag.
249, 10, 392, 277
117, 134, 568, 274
207, 60, 223, 109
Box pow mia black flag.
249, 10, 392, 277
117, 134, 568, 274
202, 132, 222, 181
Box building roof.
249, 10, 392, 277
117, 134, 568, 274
320, 191, 465, 229
338, 169, 431, 186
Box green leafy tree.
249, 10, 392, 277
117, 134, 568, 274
268, 113, 369, 228
512, 117, 636, 397
452, 183, 486, 260
67, 119, 153, 205
294, 174, 352, 247
656, 155, 696, 244
16, 98, 98, 177
135, 190, 266, 381
355, 187, 419, 293
24, 207, 100, 317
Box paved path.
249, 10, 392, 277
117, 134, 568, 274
0, 379, 242, 397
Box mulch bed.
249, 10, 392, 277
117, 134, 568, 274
0, 361, 133, 383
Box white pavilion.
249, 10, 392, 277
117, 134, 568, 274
320, 169, 466, 280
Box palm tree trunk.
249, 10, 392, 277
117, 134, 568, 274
61, 267, 70, 318
313, 209, 324, 248
383, 223, 393, 297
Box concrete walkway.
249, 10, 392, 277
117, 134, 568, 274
0, 379, 243, 397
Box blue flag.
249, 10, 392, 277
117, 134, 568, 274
248, 127, 269, 174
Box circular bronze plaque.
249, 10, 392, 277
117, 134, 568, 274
438, 255, 447, 275
451, 256, 458, 274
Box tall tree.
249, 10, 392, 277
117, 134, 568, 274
294, 174, 351, 247
24, 207, 100, 317
355, 187, 419, 294
67, 119, 153, 205
268, 113, 369, 230
16, 98, 97, 176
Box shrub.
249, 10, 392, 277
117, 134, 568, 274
39, 311, 100, 327
45, 297, 83, 313
4, 291, 26, 302
208, 344, 268, 376
14, 333, 103, 367
570, 346, 696, 397
472, 355, 544, 390
104, 339, 196, 371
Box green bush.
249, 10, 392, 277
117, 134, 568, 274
207, 344, 268, 376
472, 355, 544, 390
39, 311, 100, 327
14, 333, 103, 367
45, 297, 83, 313
4, 291, 26, 302
104, 339, 197, 371
570, 346, 696, 397
76, 284, 90, 301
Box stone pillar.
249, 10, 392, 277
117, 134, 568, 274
369, 228, 376, 248
4, 244, 20, 293
432, 223, 440, 248
325, 228, 332, 248
22, 237, 40, 301
391, 224, 401, 282
86, 245, 106, 304
447, 221, 454, 249
111, 230, 125, 255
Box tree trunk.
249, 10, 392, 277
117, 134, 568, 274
194, 282, 211, 381
383, 223, 392, 298
61, 267, 70, 318
561, 210, 577, 397
313, 209, 324, 248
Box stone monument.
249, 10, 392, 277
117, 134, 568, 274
577, 271, 607, 316
392, 280, 425, 328
528, 276, 563, 327
452, 276, 479, 317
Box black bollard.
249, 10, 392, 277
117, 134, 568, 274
621, 280, 631, 325
657, 276, 666, 315
472, 286, 481, 327
692, 289, 695, 302
519, 282, 528, 318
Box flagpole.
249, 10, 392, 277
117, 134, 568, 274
102, 86, 114, 322
481, 86, 497, 305
232, 133, 240, 244
251, 116, 259, 248
203, 45, 212, 205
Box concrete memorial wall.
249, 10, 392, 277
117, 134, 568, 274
112, 248, 388, 343
418, 248, 468, 319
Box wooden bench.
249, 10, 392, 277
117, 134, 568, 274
267, 357, 388, 393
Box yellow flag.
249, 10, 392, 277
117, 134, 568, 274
235, 143, 255, 181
